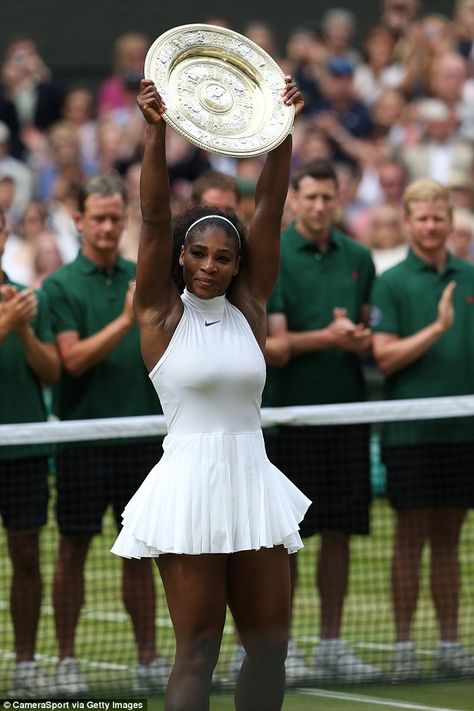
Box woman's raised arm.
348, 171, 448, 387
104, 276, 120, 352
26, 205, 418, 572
135, 80, 180, 317
242, 76, 304, 303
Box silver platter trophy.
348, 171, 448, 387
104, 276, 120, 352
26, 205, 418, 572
144, 23, 295, 158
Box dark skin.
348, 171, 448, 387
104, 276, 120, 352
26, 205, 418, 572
135, 78, 303, 711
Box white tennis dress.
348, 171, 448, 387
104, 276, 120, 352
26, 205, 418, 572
111, 288, 310, 558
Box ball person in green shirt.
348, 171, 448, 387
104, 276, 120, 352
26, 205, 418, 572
43, 174, 169, 695
267, 159, 382, 681
0, 207, 60, 695
371, 178, 474, 680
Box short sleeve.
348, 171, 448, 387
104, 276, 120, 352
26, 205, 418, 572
42, 276, 79, 334
370, 275, 400, 334
267, 277, 284, 315
33, 289, 55, 343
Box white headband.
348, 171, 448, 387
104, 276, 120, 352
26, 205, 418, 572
184, 214, 241, 247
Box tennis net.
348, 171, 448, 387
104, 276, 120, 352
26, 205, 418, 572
1, 395, 473, 696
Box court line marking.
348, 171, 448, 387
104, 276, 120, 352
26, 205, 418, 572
0, 649, 129, 671
300, 688, 470, 711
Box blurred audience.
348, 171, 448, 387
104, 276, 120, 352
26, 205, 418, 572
365, 203, 408, 273
0, 37, 68, 159
448, 207, 474, 261
321, 8, 361, 64
0, 121, 34, 222
400, 98, 474, 183
96, 32, 149, 117
30, 232, 64, 289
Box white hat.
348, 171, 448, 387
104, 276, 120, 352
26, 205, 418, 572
417, 98, 450, 122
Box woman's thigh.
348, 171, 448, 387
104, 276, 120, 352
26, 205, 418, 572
226, 546, 291, 652
157, 553, 228, 645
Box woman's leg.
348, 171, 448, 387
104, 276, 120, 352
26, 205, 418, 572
157, 553, 228, 711
227, 546, 291, 711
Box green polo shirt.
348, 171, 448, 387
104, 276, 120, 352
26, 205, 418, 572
265, 224, 375, 406
0, 274, 53, 459
370, 248, 474, 445
43, 253, 161, 422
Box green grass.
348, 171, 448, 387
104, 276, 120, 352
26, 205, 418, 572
1, 487, 474, 708
146, 682, 474, 710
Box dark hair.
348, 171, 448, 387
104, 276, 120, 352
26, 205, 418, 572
171, 205, 246, 291
78, 172, 127, 213
191, 170, 241, 204
291, 159, 339, 191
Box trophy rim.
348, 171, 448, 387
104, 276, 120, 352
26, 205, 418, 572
144, 23, 295, 158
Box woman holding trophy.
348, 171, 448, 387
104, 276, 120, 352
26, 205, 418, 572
112, 27, 308, 710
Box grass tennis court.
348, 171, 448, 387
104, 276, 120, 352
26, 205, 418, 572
1, 487, 473, 707
147, 682, 474, 710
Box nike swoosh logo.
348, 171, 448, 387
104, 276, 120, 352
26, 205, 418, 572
204, 320, 220, 327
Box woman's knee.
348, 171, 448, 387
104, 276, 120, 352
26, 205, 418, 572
176, 634, 221, 676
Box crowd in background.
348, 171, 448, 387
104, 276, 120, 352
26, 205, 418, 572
1, 0, 474, 286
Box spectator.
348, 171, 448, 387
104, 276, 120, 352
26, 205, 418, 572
285, 26, 327, 115
419, 13, 455, 59
0, 175, 16, 226
61, 88, 98, 167
165, 128, 212, 191
119, 161, 142, 262
96, 32, 149, 117
381, 0, 420, 45
46, 176, 81, 258
0, 120, 34, 222
311, 57, 374, 166
349, 159, 408, 240
30, 232, 64, 289
365, 203, 408, 273
191, 169, 240, 212
2, 201, 52, 285
370, 89, 415, 151
267, 159, 381, 681
454, 0, 474, 59
448, 171, 474, 211
400, 98, 474, 184
448, 207, 474, 261
0, 206, 60, 695
35, 120, 95, 203
354, 25, 406, 106
321, 8, 361, 64
429, 51, 474, 140
371, 178, 474, 679
0, 37, 68, 158
42, 173, 170, 695
242, 20, 286, 68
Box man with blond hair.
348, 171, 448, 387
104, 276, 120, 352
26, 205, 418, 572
371, 178, 474, 680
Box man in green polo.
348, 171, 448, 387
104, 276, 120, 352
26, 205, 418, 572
43, 174, 170, 695
0, 207, 60, 695
267, 159, 381, 681
371, 178, 474, 680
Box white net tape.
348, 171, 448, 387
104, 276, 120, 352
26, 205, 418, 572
1, 395, 474, 445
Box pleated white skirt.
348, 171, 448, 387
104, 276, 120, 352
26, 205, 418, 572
111, 430, 311, 558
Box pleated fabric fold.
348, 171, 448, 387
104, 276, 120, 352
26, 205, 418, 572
111, 431, 311, 558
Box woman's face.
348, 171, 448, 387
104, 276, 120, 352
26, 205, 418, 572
179, 227, 240, 299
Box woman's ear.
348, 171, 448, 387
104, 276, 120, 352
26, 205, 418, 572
178, 245, 185, 266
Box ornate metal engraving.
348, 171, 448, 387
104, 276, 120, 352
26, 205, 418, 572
144, 24, 295, 157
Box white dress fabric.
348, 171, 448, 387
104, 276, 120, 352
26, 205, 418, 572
111, 288, 310, 558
